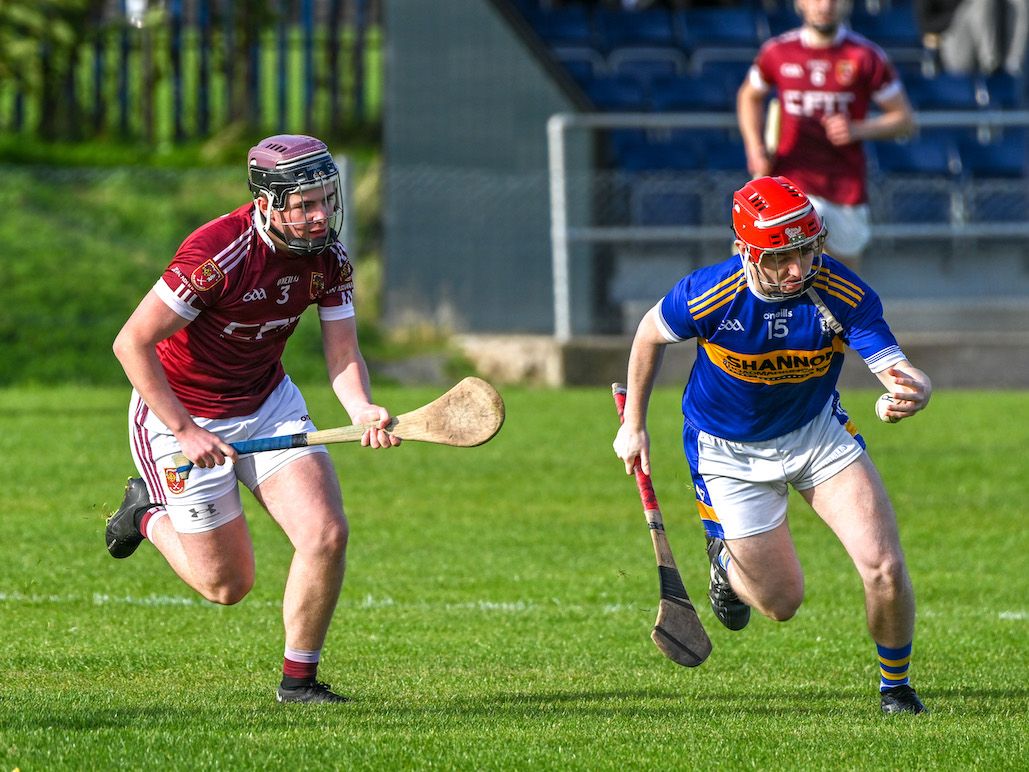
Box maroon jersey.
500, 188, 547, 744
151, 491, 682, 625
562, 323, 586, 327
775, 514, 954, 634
153, 203, 355, 418
750, 26, 902, 205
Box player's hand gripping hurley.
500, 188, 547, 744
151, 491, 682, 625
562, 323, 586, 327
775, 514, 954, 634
612, 383, 712, 667
173, 377, 505, 477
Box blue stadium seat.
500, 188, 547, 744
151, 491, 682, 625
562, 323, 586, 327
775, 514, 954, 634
649, 75, 735, 112
609, 129, 650, 169
849, 5, 921, 48
692, 56, 754, 91
880, 179, 959, 224
958, 130, 1028, 178
873, 125, 963, 225
691, 129, 747, 172
904, 73, 983, 110
629, 176, 704, 226
982, 72, 1026, 109
893, 58, 929, 84
611, 129, 701, 172
965, 182, 1029, 223
593, 7, 676, 51
872, 131, 961, 175
582, 73, 649, 110
674, 8, 766, 51
552, 46, 607, 85
608, 47, 688, 90
532, 5, 594, 48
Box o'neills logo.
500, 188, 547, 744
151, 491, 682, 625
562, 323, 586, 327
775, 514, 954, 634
702, 340, 843, 384
165, 467, 187, 495
190, 259, 225, 291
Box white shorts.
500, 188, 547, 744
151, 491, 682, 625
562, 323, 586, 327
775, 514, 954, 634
127, 376, 328, 534
808, 195, 870, 261
684, 396, 866, 540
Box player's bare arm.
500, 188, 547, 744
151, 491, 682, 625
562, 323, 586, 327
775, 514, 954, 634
112, 291, 238, 468
827, 90, 915, 146
614, 306, 670, 476
737, 79, 773, 178
875, 360, 932, 420
321, 315, 400, 449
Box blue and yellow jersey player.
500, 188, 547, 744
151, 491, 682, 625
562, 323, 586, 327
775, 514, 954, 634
614, 176, 932, 715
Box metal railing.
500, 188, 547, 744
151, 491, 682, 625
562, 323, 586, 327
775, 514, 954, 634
547, 109, 1029, 341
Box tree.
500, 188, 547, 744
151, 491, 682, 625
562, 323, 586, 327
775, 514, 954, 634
0, 0, 106, 139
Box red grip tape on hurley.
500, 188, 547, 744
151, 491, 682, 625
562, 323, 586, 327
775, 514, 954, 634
613, 385, 662, 512
634, 468, 659, 510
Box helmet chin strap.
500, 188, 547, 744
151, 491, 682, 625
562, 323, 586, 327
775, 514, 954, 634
253, 195, 277, 249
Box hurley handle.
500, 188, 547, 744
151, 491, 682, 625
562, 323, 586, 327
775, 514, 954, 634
612, 385, 660, 512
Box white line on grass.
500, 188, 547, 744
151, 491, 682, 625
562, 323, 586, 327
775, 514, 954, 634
3, 591, 1025, 620
920, 606, 1027, 621
0, 591, 281, 609
0, 591, 648, 615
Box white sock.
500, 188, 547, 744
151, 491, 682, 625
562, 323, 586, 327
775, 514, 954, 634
284, 646, 321, 664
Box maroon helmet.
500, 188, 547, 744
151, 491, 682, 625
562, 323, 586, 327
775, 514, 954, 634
247, 135, 343, 256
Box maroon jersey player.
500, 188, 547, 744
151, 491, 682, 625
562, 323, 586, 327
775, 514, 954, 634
107, 135, 399, 704
738, 0, 915, 269
152, 201, 354, 417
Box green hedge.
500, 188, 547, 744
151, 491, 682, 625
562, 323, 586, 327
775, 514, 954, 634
0, 164, 381, 387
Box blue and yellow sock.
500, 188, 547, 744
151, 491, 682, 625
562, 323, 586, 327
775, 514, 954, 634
877, 641, 912, 692
717, 550, 731, 572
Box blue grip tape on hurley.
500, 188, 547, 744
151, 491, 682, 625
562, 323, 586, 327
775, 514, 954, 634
231, 433, 308, 455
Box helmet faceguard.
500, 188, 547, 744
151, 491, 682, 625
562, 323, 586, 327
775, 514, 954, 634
732, 176, 827, 301
247, 135, 343, 257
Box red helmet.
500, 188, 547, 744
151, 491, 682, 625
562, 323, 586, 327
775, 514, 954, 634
732, 176, 825, 262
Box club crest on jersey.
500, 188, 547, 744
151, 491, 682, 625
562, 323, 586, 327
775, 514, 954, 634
164, 467, 187, 495
310, 272, 325, 300
340, 259, 353, 282
835, 60, 856, 86
190, 259, 225, 292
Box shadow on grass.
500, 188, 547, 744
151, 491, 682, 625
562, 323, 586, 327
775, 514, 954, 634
432, 688, 833, 720
468, 685, 1029, 717
3, 684, 1026, 733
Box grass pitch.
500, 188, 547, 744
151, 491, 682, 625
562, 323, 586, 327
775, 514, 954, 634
0, 385, 1026, 770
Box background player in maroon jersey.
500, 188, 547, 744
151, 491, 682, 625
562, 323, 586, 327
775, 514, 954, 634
737, 0, 916, 269
106, 135, 399, 704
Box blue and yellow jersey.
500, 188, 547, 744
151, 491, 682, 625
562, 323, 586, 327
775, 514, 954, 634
656, 255, 905, 441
